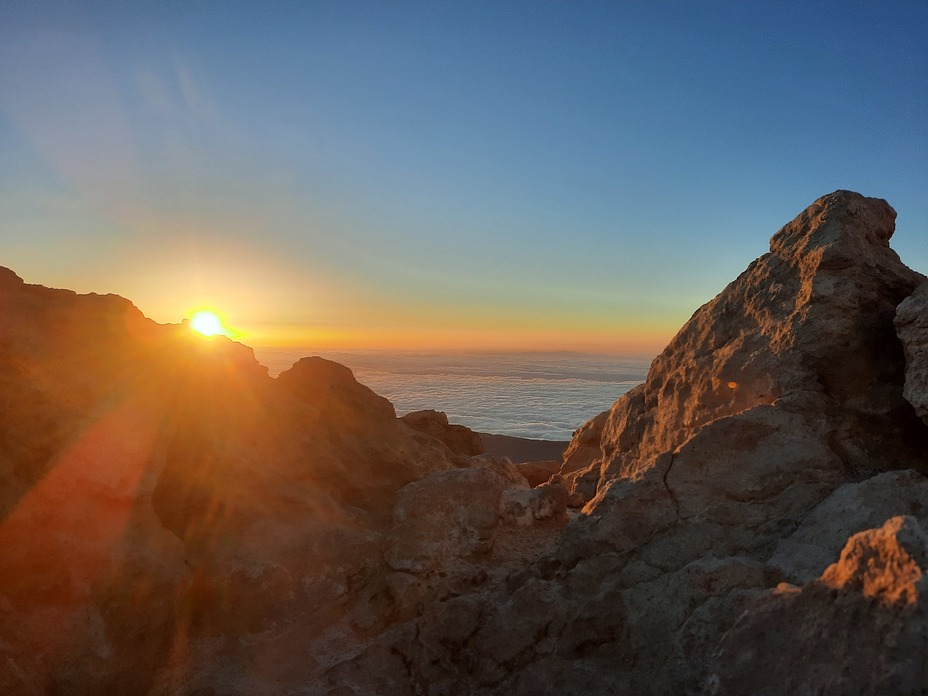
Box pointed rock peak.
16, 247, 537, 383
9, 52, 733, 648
769, 190, 896, 259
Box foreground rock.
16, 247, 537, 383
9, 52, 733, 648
0, 269, 462, 693
896, 281, 928, 425
303, 191, 928, 694
713, 516, 928, 695
3, 190, 928, 695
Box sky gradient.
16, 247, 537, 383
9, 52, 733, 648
1, 1, 926, 354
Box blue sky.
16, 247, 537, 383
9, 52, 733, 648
1, 1, 925, 352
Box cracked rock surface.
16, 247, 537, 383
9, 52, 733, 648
4, 191, 928, 695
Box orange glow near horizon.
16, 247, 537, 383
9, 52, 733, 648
233, 321, 673, 357
189, 310, 232, 338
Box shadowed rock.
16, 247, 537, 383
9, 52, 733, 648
4, 191, 928, 695
896, 281, 928, 425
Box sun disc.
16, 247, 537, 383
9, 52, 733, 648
190, 310, 230, 337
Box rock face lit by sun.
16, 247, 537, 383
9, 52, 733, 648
189, 310, 230, 337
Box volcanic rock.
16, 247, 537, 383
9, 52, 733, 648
896, 281, 928, 425
515, 458, 563, 487
4, 190, 928, 695
712, 516, 928, 696
400, 409, 484, 455
820, 515, 928, 605
384, 467, 506, 574
769, 470, 928, 583
0, 268, 459, 693
562, 190, 927, 506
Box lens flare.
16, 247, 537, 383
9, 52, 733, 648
189, 310, 231, 337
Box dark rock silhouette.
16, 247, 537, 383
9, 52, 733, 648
2, 191, 928, 695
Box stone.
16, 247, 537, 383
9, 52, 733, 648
711, 519, 928, 695
515, 459, 562, 487
499, 478, 568, 527
896, 281, 928, 425
564, 191, 927, 507
820, 515, 928, 606
4, 190, 928, 695
769, 469, 928, 583
400, 409, 484, 456
384, 468, 507, 574
529, 480, 569, 522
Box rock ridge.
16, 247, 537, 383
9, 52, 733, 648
3, 190, 928, 694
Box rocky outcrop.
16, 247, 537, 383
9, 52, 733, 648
820, 515, 928, 605
3, 190, 928, 695
312, 192, 928, 694
896, 281, 928, 425
0, 268, 461, 693
563, 190, 926, 505
769, 470, 928, 583
400, 408, 484, 456
713, 516, 928, 695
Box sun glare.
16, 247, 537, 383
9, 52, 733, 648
189, 310, 231, 337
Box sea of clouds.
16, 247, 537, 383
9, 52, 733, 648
255, 350, 650, 441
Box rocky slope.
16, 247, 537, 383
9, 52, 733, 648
1, 190, 928, 695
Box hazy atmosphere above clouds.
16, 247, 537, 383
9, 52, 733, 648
1, 1, 925, 352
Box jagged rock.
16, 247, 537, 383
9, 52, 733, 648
400, 409, 484, 456
545, 191, 928, 691
820, 515, 928, 606
0, 266, 459, 693
563, 191, 927, 508
896, 281, 928, 425
5, 190, 928, 696
712, 517, 928, 696
770, 470, 928, 583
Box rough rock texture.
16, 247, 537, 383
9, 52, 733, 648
713, 517, 928, 696
820, 515, 928, 605
4, 191, 928, 695
564, 190, 926, 505
769, 470, 928, 583
0, 268, 461, 694
401, 408, 484, 456
385, 467, 506, 573
896, 281, 928, 425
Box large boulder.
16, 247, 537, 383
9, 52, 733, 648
564, 191, 927, 505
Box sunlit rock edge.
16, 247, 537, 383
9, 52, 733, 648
0, 190, 927, 694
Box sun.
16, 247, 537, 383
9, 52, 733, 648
189, 310, 231, 337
